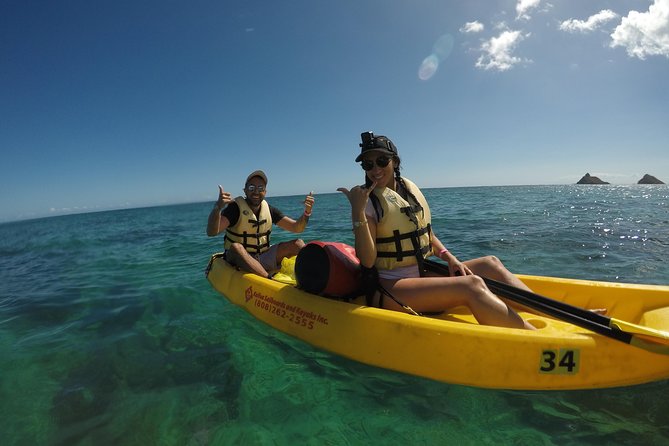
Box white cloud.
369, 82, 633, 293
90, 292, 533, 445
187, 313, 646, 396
610, 0, 669, 59
516, 0, 541, 21
460, 21, 484, 33
476, 30, 529, 71
559, 9, 619, 33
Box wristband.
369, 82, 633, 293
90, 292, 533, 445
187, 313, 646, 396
438, 248, 449, 257
303, 210, 312, 217
352, 220, 367, 230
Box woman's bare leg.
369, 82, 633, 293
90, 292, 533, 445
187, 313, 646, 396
464, 255, 607, 315
464, 255, 531, 291
379, 275, 535, 329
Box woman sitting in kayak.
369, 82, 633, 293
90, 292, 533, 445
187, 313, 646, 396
338, 131, 536, 330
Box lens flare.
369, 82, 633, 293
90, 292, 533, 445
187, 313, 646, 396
418, 33, 455, 81
433, 34, 454, 60
418, 55, 439, 80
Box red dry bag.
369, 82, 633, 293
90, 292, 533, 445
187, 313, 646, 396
295, 241, 362, 299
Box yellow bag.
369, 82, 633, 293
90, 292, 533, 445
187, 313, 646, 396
271, 256, 297, 285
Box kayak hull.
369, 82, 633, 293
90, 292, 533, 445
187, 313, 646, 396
206, 254, 669, 390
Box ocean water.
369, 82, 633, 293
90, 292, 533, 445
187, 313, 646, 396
1, 185, 668, 445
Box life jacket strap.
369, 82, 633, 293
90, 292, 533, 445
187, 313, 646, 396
224, 230, 271, 254
376, 245, 431, 259
375, 225, 429, 243
374, 223, 432, 262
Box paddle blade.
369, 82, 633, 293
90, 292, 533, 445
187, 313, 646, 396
610, 318, 669, 345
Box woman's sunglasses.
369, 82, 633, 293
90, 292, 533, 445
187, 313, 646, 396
245, 184, 265, 192
361, 156, 391, 171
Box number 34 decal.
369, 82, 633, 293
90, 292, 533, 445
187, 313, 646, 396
539, 349, 580, 374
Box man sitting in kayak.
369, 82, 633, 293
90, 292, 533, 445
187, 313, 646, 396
207, 170, 315, 279
338, 132, 536, 329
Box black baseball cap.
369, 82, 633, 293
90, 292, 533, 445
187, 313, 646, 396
355, 133, 398, 162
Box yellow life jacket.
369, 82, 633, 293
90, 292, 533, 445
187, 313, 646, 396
224, 197, 272, 254
372, 178, 432, 270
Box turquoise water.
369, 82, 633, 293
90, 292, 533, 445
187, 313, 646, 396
1, 185, 668, 445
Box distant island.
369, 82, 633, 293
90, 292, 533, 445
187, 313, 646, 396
638, 174, 665, 184
576, 173, 609, 185
576, 173, 666, 185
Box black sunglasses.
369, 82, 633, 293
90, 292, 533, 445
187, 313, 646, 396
245, 184, 265, 192
361, 156, 391, 171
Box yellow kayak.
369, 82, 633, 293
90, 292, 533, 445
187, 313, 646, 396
205, 253, 669, 390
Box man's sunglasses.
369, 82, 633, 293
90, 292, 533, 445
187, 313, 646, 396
361, 156, 391, 171
245, 185, 265, 192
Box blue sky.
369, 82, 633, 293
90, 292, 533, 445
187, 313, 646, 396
2, 0, 668, 222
